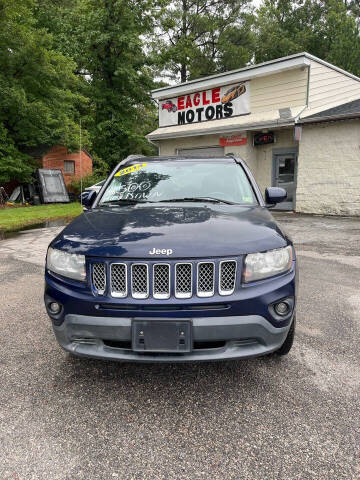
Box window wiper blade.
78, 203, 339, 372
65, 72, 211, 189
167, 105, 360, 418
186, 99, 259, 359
197, 197, 236, 205
157, 197, 236, 205
100, 198, 150, 205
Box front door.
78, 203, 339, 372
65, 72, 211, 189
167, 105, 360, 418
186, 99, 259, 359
273, 152, 297, 210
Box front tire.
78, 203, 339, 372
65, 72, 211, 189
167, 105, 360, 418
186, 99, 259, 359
275, 316, 296, 356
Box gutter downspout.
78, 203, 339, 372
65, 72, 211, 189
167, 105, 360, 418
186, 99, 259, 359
295, 64, 311, 124
291, 64, 310, 214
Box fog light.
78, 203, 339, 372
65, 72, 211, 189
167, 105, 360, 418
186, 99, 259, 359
274, 301, 289, 316
49, 302, 61, 314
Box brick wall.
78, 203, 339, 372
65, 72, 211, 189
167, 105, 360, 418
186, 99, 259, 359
42, 146, 92, 186
296, 119, 360, 215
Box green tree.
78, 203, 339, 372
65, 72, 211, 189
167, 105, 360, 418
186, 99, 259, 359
35, 0, 82, 60
0, 0, 89, 184
343, 0, 360, 23
155, 0, 254, 82
254, 0, 360, 77
324, 0, 360, 73
65, 0, 158, 170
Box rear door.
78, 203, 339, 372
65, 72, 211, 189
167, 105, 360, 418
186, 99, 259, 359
272, 152, 297, 210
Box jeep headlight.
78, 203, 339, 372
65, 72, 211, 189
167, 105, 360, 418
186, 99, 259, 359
243, 245, 292, 283
47, 247, 86, 281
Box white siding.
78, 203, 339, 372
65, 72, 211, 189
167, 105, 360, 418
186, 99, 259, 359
251, 68, 308, 112
308, 61, 360, 110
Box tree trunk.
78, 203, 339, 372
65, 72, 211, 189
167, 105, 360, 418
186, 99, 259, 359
180, 63, 187, 82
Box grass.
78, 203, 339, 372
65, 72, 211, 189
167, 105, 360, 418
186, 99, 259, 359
0, 203, 82, 232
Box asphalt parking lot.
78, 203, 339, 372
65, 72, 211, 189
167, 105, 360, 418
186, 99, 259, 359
0, 212, 359, 479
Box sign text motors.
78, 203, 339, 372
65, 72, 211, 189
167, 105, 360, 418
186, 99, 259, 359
159, 82, 250, 127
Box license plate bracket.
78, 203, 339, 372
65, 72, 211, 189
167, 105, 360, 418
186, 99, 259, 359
132, 320, 192, 353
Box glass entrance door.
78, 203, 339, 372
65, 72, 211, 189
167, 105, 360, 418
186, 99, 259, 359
273, 152, 297, 210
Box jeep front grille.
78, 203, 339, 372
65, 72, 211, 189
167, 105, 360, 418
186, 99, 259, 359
153, 263, 170, 299
110, 263, 127, 298
219, 261, 237, 295
175, 263, 192, 299
131, 263, 149, 299
92, 262, 106, 295
197, 262, 215, 297
91, 259, 238, 299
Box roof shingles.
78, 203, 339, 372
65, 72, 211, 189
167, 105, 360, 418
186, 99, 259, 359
302, 99, 360, 121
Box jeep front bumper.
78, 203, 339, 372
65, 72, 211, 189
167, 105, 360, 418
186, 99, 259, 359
52, 313, 293, 362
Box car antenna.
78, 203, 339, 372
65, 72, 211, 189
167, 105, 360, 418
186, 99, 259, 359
80, 118, 83, 207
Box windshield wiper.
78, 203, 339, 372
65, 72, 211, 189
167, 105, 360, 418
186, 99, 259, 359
100, 198, 150, 205
157, 197, 236, 205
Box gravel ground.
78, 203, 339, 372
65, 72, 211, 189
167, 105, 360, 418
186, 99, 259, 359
0, 212, 359, 480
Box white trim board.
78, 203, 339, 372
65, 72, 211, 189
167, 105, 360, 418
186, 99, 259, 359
152, 57, 310, 100
147, 120, 295, 141
151, 53, 360, 101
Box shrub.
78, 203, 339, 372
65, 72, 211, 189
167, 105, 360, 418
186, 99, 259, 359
68, 174, 104, 196
68, 154, 109, 195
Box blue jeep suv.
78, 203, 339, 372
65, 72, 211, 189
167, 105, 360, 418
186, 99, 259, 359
44, 155, 296, 362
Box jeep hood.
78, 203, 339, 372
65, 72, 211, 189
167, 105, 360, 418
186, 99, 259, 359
51, 204, 289, 258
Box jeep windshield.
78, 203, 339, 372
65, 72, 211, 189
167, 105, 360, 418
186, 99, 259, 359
98, 159, 258, 206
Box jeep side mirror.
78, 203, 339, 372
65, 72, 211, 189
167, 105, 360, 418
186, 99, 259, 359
265, 187, 287, 205
82, 190, 97, 209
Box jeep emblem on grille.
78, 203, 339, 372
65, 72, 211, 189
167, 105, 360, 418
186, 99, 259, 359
149, 248, 173, 256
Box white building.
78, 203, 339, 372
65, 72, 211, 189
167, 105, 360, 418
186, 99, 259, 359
147, 53, 360, 215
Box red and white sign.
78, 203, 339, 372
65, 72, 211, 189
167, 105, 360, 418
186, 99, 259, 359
219, 135, 247, 147
159, 82, 250, 127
